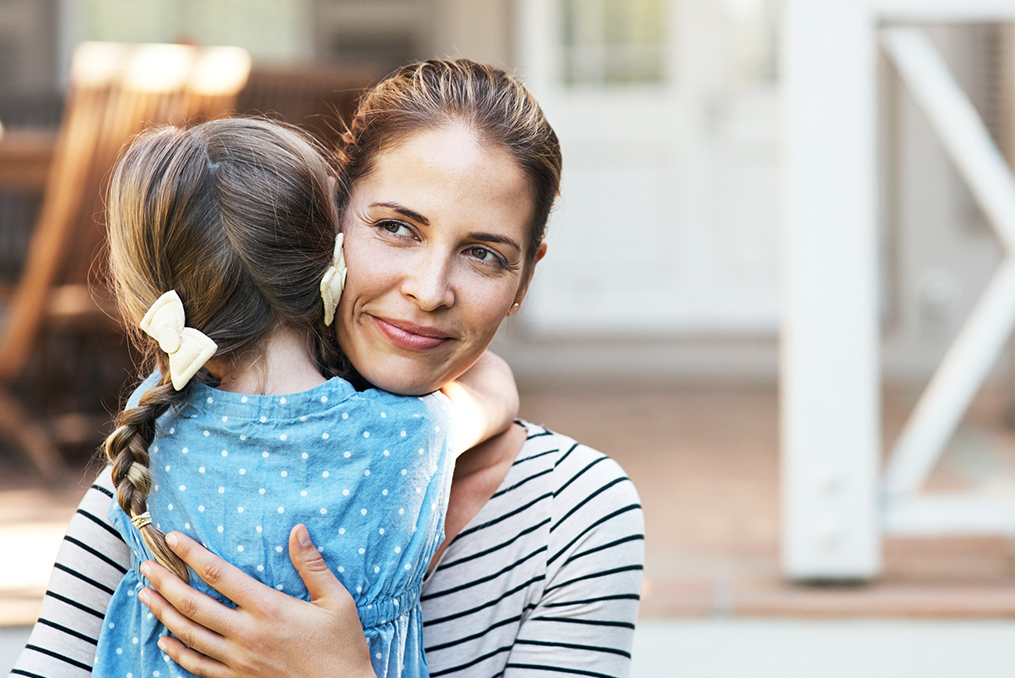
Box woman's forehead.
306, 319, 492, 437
353, 126, 535, 239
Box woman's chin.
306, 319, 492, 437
358, 365, 448, 397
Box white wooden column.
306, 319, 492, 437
780, 0, 881, 579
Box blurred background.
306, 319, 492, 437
4, 0, 1015, 675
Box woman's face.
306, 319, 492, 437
336, 124, 546, 395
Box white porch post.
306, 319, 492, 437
780, 0, 881, 579
781, 0, 1015, 579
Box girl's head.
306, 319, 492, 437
334, 60, 562, 395
104, 117, 341, 579
336, 59, 561, 268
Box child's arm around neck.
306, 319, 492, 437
440, 351, 518, 456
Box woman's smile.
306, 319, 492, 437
370, 315, 454, 351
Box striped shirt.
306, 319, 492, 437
10, 421, 644, 678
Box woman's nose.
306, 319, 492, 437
401, 253, 455, 311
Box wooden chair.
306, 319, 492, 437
0, 42, 251, 480
236, 63, 383, 150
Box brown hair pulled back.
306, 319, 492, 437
336, 59, 562, 265
104, 117, 342, 580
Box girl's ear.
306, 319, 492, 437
507, 240, 547, 316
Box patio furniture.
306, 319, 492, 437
236, 63, 382, 149
0, 42, 251, 480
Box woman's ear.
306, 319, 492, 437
507, 240, 548, 316
534, 240, 548, 264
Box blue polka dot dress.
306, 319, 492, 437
94, 373, 455, 678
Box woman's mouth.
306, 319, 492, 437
371, 316, 452, 351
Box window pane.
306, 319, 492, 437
81, 0, 311, 63
562, 0, 667, 86
724, 0, 777, 86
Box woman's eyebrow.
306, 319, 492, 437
471, 232, 521, 253
371, 202, 429, 226
370, 202, 521, 253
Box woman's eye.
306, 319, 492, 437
380, 220, 412, 237
467, 246, 506, 268
469, 246, 496, 262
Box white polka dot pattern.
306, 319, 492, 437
101, 373, 456, 678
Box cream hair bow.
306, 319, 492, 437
139, 291, 218, 390
320, 232, 347, 326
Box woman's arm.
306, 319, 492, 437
506, 447, 645, 677
140, 526, 376, 678
440, 351, 518, 454
9, 467, 129, 677
418, 426, 643, 678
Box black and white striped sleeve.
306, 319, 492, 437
505, 444, 644, 678
9, 466, 128, 678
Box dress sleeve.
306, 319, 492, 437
504, 449, 645, 678
9, 466, 129, 678
419, 390, 457, 455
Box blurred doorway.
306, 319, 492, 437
517, 0, 780, 337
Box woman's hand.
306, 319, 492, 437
138, 524, 377, 678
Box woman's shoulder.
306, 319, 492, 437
444, 420, 641, 562
514, 420, 641, 505
513, 418, 643, 563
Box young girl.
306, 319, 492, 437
92, 117, 515, 678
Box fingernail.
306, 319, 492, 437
157, 637, 167, 651
166, 532, 178, 548
297, 525, 312, 547
140, 561, 151, 578
138, 589, 150, 606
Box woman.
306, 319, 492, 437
10, 59, 644, 678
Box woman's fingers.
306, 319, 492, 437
163, 531, 272, 610
141, 554, 237, 635
142, 527, 374, 678
155, 634, 231, 678
138, 585, 230, 665
288, 524, 374, 671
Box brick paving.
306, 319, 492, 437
518, 382, 1015, 618
3, 383, 1015, 626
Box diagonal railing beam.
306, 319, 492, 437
882, 28, 1015, 252
884, 261, 1015, 496
879, 0, 1015, 24
881, 27, 1015, 496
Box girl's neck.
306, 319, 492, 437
211, 328, 326, 396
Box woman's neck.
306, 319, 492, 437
211, 328, 326, 396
